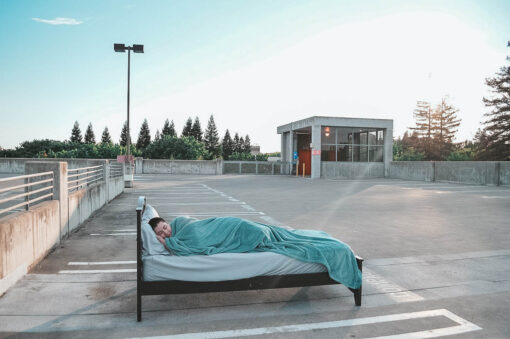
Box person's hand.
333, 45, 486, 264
156, 235, 166, 245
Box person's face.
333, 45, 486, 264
154, 221, 172, 238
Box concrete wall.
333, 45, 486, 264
389, 161, 510, 186
388, 161, 435, 182
321, 162, 385, 179
142, 159, 223, 174
0, 201, 60, 295
500, 162, 510, 186
0, 158, 109, 174
0, 161, 124, 296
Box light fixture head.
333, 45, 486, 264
114, 43, 126, 52
133, 44, 144, 53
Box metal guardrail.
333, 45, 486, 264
110, 164, 124, 178
0, 172, 54, 216
67, 165, 104, 192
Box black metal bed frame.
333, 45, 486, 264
136, 196, 363, 321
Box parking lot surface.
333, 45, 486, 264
1, 174, 509, 338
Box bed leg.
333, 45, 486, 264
354, 287, 362, 306
137, 291, 142, 322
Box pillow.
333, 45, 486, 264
141, 204, 171, 255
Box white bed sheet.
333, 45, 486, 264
143, 251, 327, 282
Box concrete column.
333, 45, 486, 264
288, 131, 294, 174
135, 157, 143, 174
311, 124, 321, 179
384, 128, 393, 177
25, 162, 68, 242
103, 163, 110, 204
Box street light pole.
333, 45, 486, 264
114, 43, 143, 188
127, 48, 130, 179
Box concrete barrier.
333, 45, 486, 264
0, 201, 60, 295
388, 161, 435, 181
0, 161, 124, 295
141, 159, 223, 174
501, 162, 510, 186
321, 162, 385, 179
0, 158, 109, 174
389, 161, 510, 186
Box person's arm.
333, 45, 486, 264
156, 235, 170, 251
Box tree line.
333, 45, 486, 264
1, 114, 269, 161
394, 42, 510, 161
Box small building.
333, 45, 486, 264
277, 116, 393, 179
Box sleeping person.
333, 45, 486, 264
148, 215, 362, 289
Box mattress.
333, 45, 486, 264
143, 251, 327, 282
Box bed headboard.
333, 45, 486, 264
136, 196, 146, 285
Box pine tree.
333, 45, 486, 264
154, 129, 161, 141
410, 100, 435, 159
233, 133, 240, 153
101, 127, 112, 144
191, 116, 203, 141
433, 96, 461, 160
168, 120, 177, 137
120, 121, 130, 147
244, 135, 251, 154
70, 121, 82, 143
239, 136, 245, 153
477, 43, 510, 160
203, 115, 220, 157
162, 119, 171, 136
136, 119, 151, 149
182, 117, 193, 137
222, 129, 234, 159
84, 123, 96, 144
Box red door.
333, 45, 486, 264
298, 150, 311, 175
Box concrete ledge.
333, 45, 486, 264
0, 200, 60, 295
142, 159, 223, 174
389, 161, 435, 181
321, 162, 385, 179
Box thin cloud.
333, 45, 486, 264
32, 17, 83, 25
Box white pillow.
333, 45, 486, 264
141, 204, 170, 255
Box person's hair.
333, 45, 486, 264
148, 217, 166, 231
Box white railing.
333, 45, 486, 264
0, 172, 54, 216
67, 165, 104, 193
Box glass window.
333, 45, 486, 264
321, 126, 335, 144
337, 145, 351, 161
377, 129, 384, 145
321, 144, 336, 161
337, 128, 351, 144
368, 129, 377, 146
369, 146, 384, 162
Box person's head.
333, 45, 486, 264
149, 217, 172, 239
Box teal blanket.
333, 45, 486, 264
167, 216, 362, 289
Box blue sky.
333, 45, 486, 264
1, 0, 509, 152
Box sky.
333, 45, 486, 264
1, 0, 509, 152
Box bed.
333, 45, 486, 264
136, 196, 363, 321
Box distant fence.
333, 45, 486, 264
223, 161, 291, 175
0, 161, 124, 296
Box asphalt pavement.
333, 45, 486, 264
1, 174, 509, 338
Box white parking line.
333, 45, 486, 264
363, 268, 424, 303
131, 309, 481, 339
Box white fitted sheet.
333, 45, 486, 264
143, 251, 327, 282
